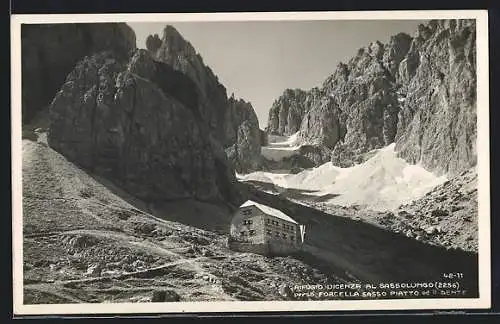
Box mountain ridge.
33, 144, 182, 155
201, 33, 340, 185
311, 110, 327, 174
146, 26, 265, 173
20, 20, 481, 305
265, 19, 477, 177
24, 23, 270, 208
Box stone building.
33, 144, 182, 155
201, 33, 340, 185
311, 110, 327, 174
228, 200, 305, 255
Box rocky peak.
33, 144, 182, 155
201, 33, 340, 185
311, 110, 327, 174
144, 25, 263, 173
266, 88, 312, 136
225, 97, 263, 173
382, 32, 413, 78
225, 97, 260, 146
148, 25, 228, 142
266, 30, 411, 166
127, 49, 202, 117
22, 23, 253, 207
159, 25, 194, 56
153, 25, 221, 99
368, 40, 385, 60
145, 33, 162, 53
300, 36, 400, 166
47, 49, 239, 205
267, 19, 476, 176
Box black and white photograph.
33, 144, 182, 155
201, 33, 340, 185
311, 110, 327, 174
11, 10, 490, 314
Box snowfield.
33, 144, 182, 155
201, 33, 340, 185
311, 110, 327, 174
239, 143, 447, 211
261, 132, 301, 161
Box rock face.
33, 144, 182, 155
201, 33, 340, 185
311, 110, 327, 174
21, 23, 136, 124
127, 49, 201, 113
151, 26, 229, 144
382, 33, 414, 78
224, 96, 264, 172
394, 20, 477, 175
298, 95, 344, 151
147, 26, 263, 172
48, 50, 238, 204
267, 88, 320, 136
44, 23, 267, 203
301, 38, 410, 168
266, 19, 476, 176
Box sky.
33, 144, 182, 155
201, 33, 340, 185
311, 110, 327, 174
128, 20, 425, 128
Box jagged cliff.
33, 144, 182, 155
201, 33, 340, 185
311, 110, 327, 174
21, 23, 136, 125
266, 88, 321, 136
26, 23, 268, 205
266, 19, 477, 176
48, 50, 238, 204
19, 23, 243, 205
319, 37, 409, 167
148, 26, 229, 144
146, 26, 264, 172
225, 96, 264, 172
394, 20, 477, 175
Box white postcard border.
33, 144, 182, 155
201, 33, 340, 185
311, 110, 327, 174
11, 9, 491, 315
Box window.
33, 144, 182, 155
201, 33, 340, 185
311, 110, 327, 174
282, 233, 287, 239
243, 219, 253, 225
242, 209, 252, 216
266, 218, 270, 225
266, 229, 272, 235
249, 230, 256, 236
240, 231, 246, 236
290, 236, 294, 241
275, 231, 280, 237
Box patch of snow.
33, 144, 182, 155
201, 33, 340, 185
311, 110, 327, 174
267, 131, 300, 148
240, 143, 448, 211
261, 132, 302, 161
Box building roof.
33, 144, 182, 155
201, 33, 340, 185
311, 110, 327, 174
240, 200, 298, 224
